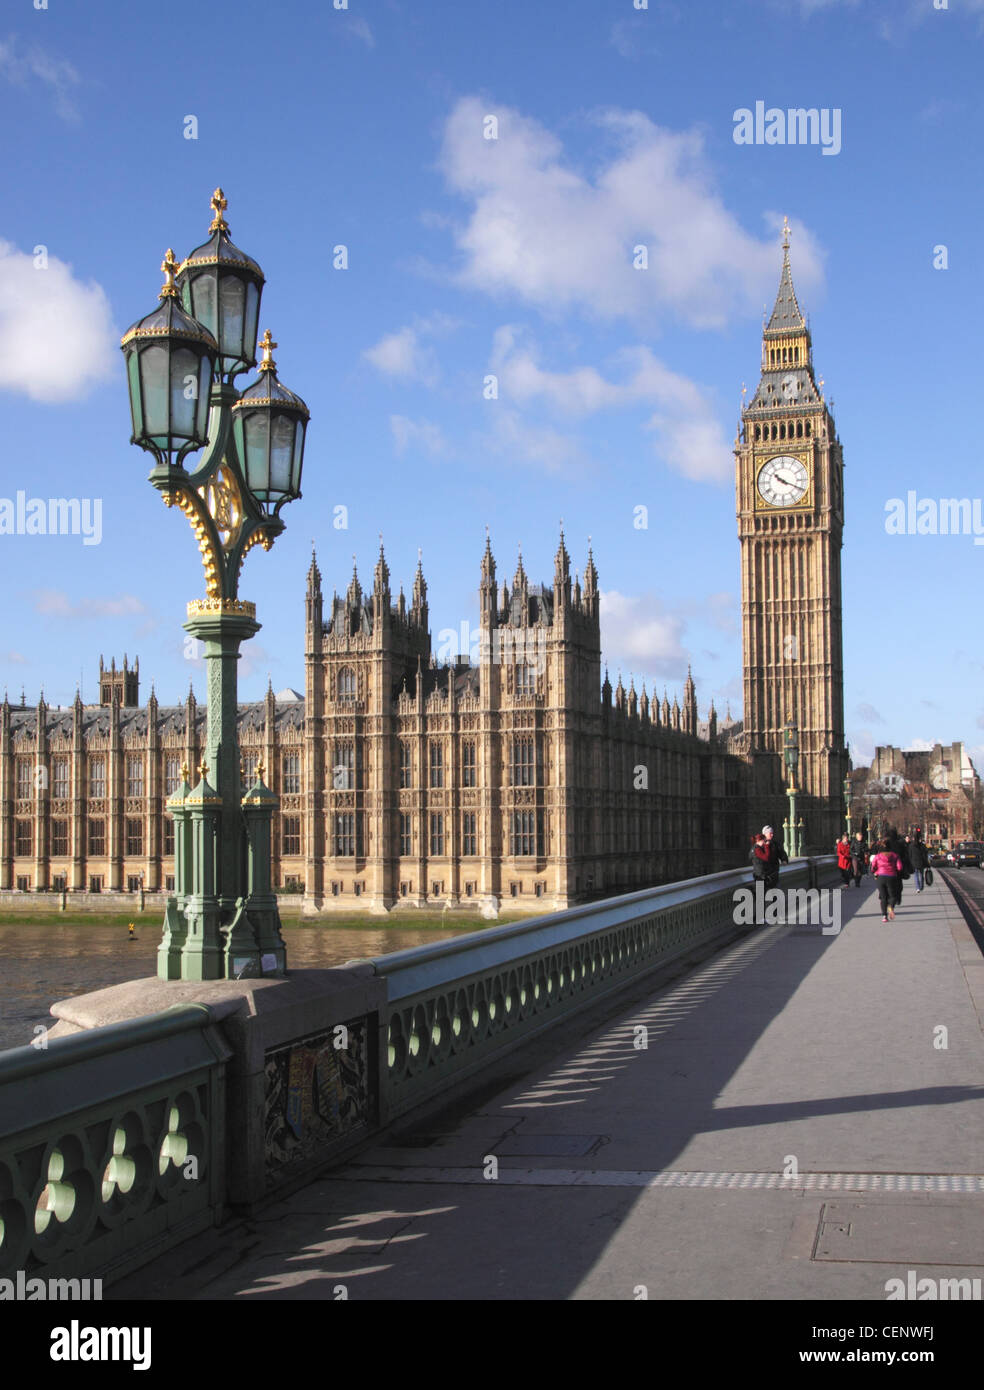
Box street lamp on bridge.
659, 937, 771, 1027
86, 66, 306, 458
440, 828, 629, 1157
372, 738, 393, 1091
121, 189, 310, 981
782, 716, 804, 858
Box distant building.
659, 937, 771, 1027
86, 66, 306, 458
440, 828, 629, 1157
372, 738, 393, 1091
861, 743, 981, 844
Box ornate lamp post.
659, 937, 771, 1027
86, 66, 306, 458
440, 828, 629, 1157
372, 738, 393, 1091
121, 189, 309, 981
783, 717, 804, 858
843, 775, 852, 838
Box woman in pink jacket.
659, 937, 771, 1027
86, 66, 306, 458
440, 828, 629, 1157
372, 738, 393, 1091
870, 840, 903, 922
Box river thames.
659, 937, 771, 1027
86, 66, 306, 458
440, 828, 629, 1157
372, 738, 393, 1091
0, 920, 480, 1052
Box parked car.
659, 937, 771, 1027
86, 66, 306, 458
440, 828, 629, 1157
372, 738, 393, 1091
950, 842, 984, 868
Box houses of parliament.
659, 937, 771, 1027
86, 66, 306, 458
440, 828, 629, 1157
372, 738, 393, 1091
0, 234, 849, 913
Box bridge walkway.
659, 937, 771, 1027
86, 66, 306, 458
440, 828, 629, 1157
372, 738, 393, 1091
122, 873, 984, 1301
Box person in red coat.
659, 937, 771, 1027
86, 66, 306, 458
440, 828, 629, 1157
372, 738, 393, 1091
836, 834, 852, 886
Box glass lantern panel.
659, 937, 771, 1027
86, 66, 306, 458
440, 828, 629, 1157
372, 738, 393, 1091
243, 281, 260, 364
140, 345, 170, 439
196, 356, 213, 438
187, 273, 217, 342
218, 276, 245, 361
169, 347, 198, 441
126, 350, 144, 437
292, 419, 306, 490
269, 415, 294, 497
244, 414, 271, 496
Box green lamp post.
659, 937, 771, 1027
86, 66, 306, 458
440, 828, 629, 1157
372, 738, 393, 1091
844, 775, 852, 838
121, 189, 310, 981
783, 716, 804, 858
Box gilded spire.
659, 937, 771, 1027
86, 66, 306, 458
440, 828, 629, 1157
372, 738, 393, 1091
159, 248, 179, 299
257, 329, 277, 373
209, 187, 229, 234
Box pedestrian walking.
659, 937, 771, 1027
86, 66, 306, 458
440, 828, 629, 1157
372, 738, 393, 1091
836, 834, 852, 886
886, 828, 908, 906
850, 831, 867, 887
908, 831, 928, 892
870, 839, 903, 921
761, 825, 788, 890
749, 833, 769, 883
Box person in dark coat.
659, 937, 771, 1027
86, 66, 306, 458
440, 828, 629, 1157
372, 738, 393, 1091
909, 830, 929, 892
761, 825, 788, 890
850, 831, 867, 887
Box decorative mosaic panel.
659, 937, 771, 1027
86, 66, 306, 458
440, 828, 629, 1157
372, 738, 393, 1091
263, 1019, 372, 1184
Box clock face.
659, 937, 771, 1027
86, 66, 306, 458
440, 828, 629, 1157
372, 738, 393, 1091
781, 373, 798, 398
758, 455, 809, 507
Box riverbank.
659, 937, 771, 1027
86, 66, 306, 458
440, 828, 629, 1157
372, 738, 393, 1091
0, 908, 538, 930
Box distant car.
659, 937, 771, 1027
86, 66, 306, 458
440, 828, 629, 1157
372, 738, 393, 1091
950, 842, 984, 868
928, 848, 948, 867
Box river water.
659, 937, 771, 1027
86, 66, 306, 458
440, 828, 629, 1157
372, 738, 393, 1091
0, 920, 480, 1052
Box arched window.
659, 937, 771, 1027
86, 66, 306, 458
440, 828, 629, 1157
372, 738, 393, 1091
796, 421, 803, 438
337, 667, 356, 701
805, 421, 812, 437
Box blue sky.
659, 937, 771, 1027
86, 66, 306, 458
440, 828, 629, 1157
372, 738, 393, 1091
0, 0, 981, 770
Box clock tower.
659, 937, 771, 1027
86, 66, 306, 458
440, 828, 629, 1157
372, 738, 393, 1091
737, 220, 848, 847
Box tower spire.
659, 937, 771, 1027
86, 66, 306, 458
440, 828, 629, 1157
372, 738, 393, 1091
767, 220, 806, 334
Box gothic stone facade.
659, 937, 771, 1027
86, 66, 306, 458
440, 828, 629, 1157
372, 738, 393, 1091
0, 545, 752, 912
302, 538, 749, 912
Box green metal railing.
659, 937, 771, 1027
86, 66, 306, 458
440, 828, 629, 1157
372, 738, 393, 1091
0, 1005, 229, 1280
371, 858, 837, 1121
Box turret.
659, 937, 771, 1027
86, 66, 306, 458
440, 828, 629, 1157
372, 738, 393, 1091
480, 530, 497, 628
411, 551, 428, 629
306, 546, 323, 649
583, 543, 599, 620
373, 538, 391, 634
683, 664, 697, 735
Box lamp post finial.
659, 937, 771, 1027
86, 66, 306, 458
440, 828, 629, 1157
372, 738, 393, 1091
209, 187, 229, 233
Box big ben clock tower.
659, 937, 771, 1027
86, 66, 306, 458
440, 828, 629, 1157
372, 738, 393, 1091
737, 219, 848, 847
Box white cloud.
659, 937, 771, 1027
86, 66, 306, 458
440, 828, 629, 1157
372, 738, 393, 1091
484, 408, 582, 474
438, 96, 823, 329
363, 314, 457, 386
703, 591, 737, 635
31, 590, 147, 619
609, 17, 659, 60
600, 589, 688, 677
364, 327, 437, 384
0, 241, 116, 403
490, 329, 732, 481
390, 415, 449, 459
848, 732, 876, 765
0, 38, 81, 121
856, 702, 885, 724
346, 17, 375, 47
